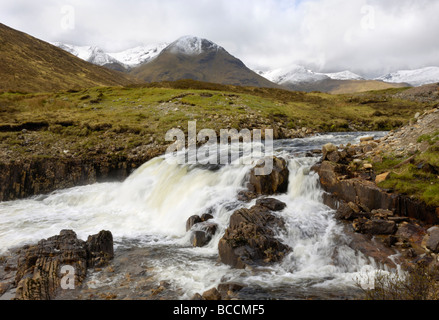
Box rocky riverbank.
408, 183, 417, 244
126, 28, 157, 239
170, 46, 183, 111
0, 230, 114, 300
1, 107, 438, 300
313, 107, 439, 270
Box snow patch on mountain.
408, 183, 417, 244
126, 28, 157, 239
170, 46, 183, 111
52, 42, 119, 66
257, 65, 367, 84
167, 36, 220, 56
376, 67, 439, 86
257, 65, 329, 84
108, 43, 168, 67
324, 70, 364, 81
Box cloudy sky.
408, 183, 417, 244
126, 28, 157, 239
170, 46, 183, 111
1, 0, 439, 77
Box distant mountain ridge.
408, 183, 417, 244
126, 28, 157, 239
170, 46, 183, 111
43, 33, 439, 92
52, 42, 168, 72
375, 67, 439, 87
54, 36, 439, 91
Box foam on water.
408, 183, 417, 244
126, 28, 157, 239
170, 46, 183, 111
0, 132, 388, 299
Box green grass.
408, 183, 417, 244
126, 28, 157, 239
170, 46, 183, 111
375, 147, 439, 206
417, 131, 439, 145
0, 81, 431, 162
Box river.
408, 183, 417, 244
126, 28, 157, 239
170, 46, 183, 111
0, 132, 390, 300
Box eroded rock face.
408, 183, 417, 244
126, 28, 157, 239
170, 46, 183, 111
14, 229, 113, 300
0, 150, 166, 202
218, 199, 289, 269
248, 157, 289, 195
317, 160, 439, 225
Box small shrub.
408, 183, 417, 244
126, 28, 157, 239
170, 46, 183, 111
357, 263, 439, 300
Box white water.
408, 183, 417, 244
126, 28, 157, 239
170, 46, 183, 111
0, 132, 388, 299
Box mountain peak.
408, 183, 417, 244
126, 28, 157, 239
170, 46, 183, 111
167, 36, 221, 56
376, 66, 439, 86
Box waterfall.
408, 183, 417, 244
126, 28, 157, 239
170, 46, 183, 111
0, 132, 388, 299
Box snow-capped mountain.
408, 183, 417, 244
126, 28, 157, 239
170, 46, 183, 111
167, 35, 221, 56
52, 42, 120, 66
52, 42, 167, 70
107, 43, 168, 67
376, 67, 439, 87
257, 65, 365, 84
130, 35, 279, 88
324, 70, 364, 81
257, 65, 330, 84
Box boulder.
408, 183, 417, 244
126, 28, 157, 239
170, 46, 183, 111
335, 201, 369, 220
426, 227, 439, 253
14, 229, 114, 300
190, 231, 208, 248
255, 198, 287, 211
327, 151, 341, 163
322, 143, 337, 160
201, 213, 214, 222
248, 157, 289, 195
86, 230, 114, 268
202, 287, 221, 300
190, 222, 218, 248
186, 215, 202, 231
395, 222, 426, 243
352, 218, 396, 235
217, 282, 246, 299
218, 201, 289, 269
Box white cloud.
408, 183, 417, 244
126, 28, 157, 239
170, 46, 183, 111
0, 0, 438, 77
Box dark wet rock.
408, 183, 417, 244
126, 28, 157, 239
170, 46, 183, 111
217, 282, 246, 294
190, 222, 218, 248
217, 282, 246, 300
326, 151, 341, 163
201, 213, 214, 222
202, 287, 221, 300
335, 201, 370, 221
218, 202, 289, 269
14, 229, 114, 300
345, 226, 400, 269
186, 215, 202, 232
248, 156, 289, 195
352, 218, 396, 235
86, 230, 114, 268
256, 198, 287, 211
190, 231, 209, 248
191, 293, 204, 300
186, 212, 218, 248
237, 190, 258, 202
395, 222, 426, 243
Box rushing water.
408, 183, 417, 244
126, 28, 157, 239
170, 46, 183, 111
0, 132, 388, 300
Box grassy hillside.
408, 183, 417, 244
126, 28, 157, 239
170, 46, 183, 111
282, 78, 409, 94
0, 23, 135, 93
0, 80, 430, 162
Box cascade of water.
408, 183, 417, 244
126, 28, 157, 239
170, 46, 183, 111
0, 132, 388, 299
